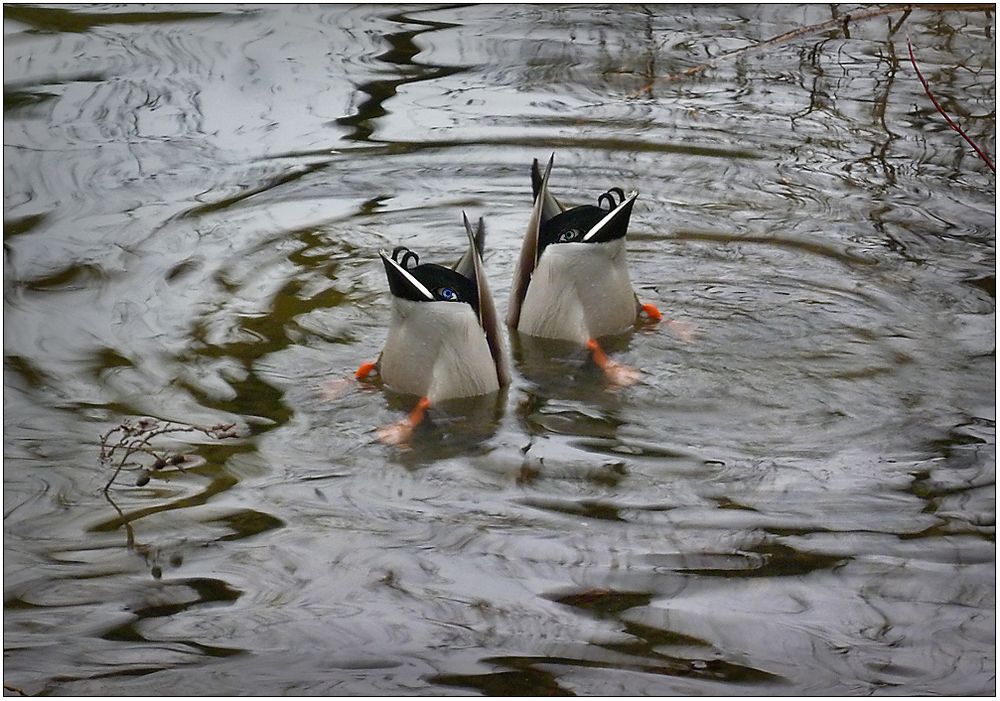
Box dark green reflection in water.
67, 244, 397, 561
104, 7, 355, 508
335, 8, 465, 143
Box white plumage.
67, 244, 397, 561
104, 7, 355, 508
508, 155, 641, 344
375, 214, 507, 404
516, 238, 637, 344
379, 297, 501, 402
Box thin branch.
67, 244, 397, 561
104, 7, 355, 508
907, 37, 995, 174
637, 4, 993, 91
103, 489, 136, 549
99, 418, 238, 493
654, 5, 914, 86
889, 8, 912, 36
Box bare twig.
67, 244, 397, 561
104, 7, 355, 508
651, 4, 913, 88
907, 37, 996, 174
102, 489, 136, 549
99, 417, 238, 493
636, 3, 993, 91
888, 8, 912, 36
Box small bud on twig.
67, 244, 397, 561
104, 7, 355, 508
99, 417, 240, 492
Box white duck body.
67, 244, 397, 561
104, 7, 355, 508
517, 238, 637, 344
508, 155, 640, 344
376, 214, 507, 404
379, 297, 501, 402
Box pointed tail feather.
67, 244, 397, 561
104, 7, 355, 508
508, 154, 554, 329
463, 213, 509, 387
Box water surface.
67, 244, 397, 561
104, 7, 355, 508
4, 3, 995, 695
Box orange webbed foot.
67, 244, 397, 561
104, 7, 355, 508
640, 302, 663, 322
376, 396, 431, 446
320, 361, 378, 401
664, 317, 697, 342
602, 360, 642, 387
640, 302, 696, 342
587, 339, 642, 388
376, 420, 417, 446
320, 378, 354, 400
355, 361, 378, 380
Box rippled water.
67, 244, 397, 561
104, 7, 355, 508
4, 4, 995, 696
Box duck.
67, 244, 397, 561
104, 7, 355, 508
507, 155, 662, 385
357, 214, 509, 444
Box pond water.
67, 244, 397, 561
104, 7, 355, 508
3, 3, 995, 696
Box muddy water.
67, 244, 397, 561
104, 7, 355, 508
3, 4, 994, 695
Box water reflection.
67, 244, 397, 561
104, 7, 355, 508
4, 3, 994, 697
334, 7, 466, 144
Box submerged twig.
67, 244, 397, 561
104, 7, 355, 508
650, 4, 913, 88
906, 37, 996, 174
102, 489, 137, 549
99, 417, 239, 493
638, 3, 993, 91
888, 7, 912, 36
